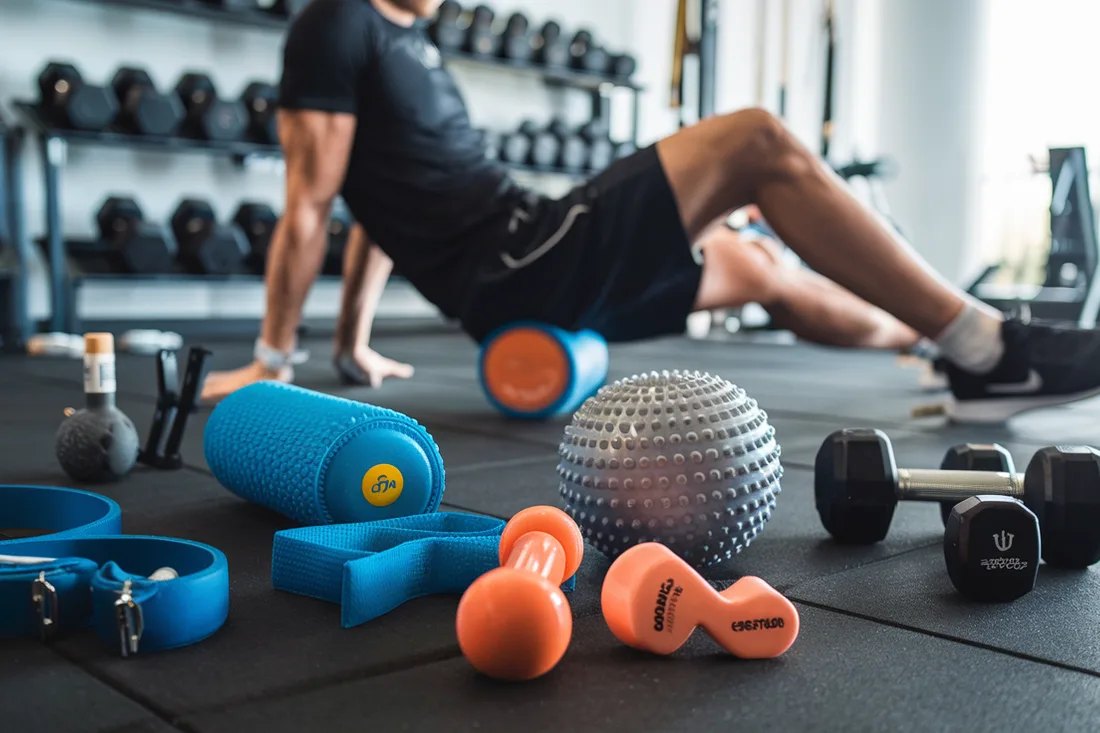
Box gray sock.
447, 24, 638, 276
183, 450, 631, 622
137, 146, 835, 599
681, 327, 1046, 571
934, 299, 1005, 374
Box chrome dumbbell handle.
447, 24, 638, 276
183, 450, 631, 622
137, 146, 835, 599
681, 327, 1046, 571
897, 469, 1024, 502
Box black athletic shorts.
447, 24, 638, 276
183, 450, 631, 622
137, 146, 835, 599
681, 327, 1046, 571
459, 145, 702, 343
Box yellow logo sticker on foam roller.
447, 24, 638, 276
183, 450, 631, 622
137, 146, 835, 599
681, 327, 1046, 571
362, 464, 404, 507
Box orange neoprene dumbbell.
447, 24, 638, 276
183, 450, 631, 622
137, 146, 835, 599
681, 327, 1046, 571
601, 543, 799, 658
456, 506, 585, 681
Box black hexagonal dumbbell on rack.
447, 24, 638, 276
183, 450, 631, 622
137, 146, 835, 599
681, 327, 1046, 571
496, 128, 531, 165
96, 196, 179, 275
112, 66, 185, 137
323, 205, 352, 276
38, 61, 118, 131
465, 5, 499, 58
233, 201, 278, 274
610, 52, 637, 79
578, 118, 614, 172
533, 20, 570, 69
546, 117, 587, 172
569, 30, 610, 75
814, 428, 1100, 569
240, 81, 279, 145
518, 120, 559, 168
256, 0, 311, 18
429, 0, 466, 51
499, 12, 533, 62
170, 199, 249, 275
174, 72, 248, 143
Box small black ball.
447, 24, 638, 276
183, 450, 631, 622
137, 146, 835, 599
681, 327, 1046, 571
55, 406, 140, 482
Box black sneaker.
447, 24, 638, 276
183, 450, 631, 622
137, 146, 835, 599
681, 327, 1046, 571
944, 318, 1100, 423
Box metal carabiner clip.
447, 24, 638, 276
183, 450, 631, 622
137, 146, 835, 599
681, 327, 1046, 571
30, 571, 59, 642
113, 579, 145, 658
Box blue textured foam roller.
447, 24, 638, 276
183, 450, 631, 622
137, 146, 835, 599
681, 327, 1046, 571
204, 382, 445, 525
479, 322, 609, 420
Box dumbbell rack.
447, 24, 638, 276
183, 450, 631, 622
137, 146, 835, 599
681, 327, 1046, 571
0, 120, 30, 352
59, 0, 288, 29
12, 102, 290, 334
5, 0, 643, 339
57, 0, 643, 147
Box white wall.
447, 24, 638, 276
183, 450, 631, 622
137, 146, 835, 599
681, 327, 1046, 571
874, 0, 990, 283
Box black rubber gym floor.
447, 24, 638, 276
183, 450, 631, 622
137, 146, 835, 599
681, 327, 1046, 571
4, 330, 1100, 733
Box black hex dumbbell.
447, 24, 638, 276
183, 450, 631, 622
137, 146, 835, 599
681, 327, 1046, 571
324, 206, 352, 276
533, 21, 570, 69
174, 73, 249, 142
96, 196, 179, 274
233, 202, 278, 273
944, 495, 1040, 602
498, 130, 532, 165
814, 428, 1100, 568
241, 81, 279, 145
610, 53, 637, 79
258, 0, 311, 18
197, 0, 259, 8
465, 5, 499, 58
170, 199, 249, 275
546, 118, 587, 172
569, 30, 610, 75
111, 67, 185, 137
500, 12, 533, 62
482, 129, 500, 160
38, 61, 118, 131
613, 141, 637, 160
579, 118, 613, 171
518, 120, 559, 168
430, 0, 466, 51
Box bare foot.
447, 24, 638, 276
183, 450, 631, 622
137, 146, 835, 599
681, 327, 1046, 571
200, 360, 293, 403
858, 311, 922, 351
334, 347, 414, 388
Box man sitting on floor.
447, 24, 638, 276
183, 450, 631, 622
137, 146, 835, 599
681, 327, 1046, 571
201, 0, 1100, 424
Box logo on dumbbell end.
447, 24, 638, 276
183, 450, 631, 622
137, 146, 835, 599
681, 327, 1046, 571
361, 464, 404, 507
993, 530, 1014, 552
653, 578, 683, 632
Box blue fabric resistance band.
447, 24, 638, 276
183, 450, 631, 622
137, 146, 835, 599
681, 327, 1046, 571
272, 512, 576, 628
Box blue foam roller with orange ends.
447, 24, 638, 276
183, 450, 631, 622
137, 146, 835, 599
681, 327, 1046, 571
204, 382, 445, 525
479, 322, 609, 420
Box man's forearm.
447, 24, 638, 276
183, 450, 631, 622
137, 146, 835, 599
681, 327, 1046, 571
336, 224, 393, 352
260, 206, 331, 352
357, 240, 393, 346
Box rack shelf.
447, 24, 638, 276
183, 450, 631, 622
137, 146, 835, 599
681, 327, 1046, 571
37, 236, 359, 281
14, 102, 594, 177
72, 0, 287, 30
1, 123, 29, 352
14, 102, 282, 160
66, 0, 643, 92
441, 51, 642, 92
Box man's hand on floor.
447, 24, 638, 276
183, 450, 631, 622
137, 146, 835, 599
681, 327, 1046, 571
336, 347, 415, 388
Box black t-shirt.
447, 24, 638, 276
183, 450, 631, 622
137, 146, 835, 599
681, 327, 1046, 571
278, 0, 521, 318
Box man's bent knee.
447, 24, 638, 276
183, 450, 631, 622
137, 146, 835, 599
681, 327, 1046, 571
715, 108, 813, 188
